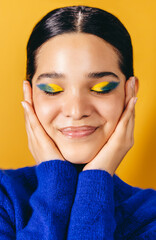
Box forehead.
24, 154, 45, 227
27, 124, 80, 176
36, 33, 119, 62
34, 33, 124, 81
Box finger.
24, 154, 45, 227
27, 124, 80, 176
125, 76, 136, 107
125, 77, 133, 107
23, 80, 33, 105
21, 101, 36, 143
24, 106, 34, 139
120, 97, 137, 127
21, 101, 36, 157
126, 97, 137, 137
22, 81, 35, 140
22, 100, 49, 141
21, 101, 30, 138
126, 105, 135, 135
124, 76, 137, 129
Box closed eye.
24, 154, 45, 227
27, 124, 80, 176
36, 83, 64, 95
90, 81, 119, 94
36, 81, 120, 96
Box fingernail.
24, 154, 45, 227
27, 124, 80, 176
131, 77, 135, 89
134, 97, 138, 104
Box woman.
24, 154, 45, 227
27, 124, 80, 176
0, 5, 155, 239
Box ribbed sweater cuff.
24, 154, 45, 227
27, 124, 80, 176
36, 159, 78, 190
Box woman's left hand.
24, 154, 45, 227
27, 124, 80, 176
82, 77, 138, 176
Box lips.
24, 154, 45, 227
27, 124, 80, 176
59, 126, 98, 131
59, 125, 98, 138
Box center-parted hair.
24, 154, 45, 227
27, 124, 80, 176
26, 5, 134, 86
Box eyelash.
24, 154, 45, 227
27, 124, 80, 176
44, 89, 112, 96
90, 89, 112, 95
44, 91, 62, 95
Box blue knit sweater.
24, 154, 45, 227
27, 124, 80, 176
0, 159, 155, 239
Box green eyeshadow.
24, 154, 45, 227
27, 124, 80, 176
91, 81, 119, 93
37, 83, 63, 93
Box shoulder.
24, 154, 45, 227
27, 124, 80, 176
0, 164, 38, 205
113, 174, 156, 205
0, 164, 37, 187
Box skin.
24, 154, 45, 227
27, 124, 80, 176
22, 32, 139, 176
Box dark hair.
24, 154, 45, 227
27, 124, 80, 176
26, 5, 134, 86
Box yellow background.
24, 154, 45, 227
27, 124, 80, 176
0, 0, 156, 189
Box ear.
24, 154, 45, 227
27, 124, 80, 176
134, 76, 139, 96
124, 76, 139, 107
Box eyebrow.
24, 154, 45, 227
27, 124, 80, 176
36, 71, 119, 82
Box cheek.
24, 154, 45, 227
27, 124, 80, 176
98, 94, 125, 124
33, 95, 58, 127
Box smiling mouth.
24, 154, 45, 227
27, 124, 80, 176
59, 127, 98, 139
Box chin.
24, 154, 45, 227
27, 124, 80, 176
60, 148, 98, 165
66, 158, 90, 165
51, 128, 110, 165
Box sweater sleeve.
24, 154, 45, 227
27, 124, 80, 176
17, 159, 78, 239
0, 180, 16, 239
0, 160, 78, 240
67, 169, 116, 240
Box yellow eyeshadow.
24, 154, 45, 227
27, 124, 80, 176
91, 82, 109, 92
48, 83, 63, 92
37, 81, 119, 94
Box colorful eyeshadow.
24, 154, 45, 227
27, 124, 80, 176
36, 83, 63, 93
91, 81, 119, 93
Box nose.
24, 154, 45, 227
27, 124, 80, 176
62, 93, 92, 120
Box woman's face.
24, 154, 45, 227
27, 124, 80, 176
32, 33, 126, 164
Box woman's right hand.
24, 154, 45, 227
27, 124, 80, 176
21, 80, 65, 165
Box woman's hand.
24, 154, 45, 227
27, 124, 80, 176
82, 76, 138, 176
21, 80, 65, 165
